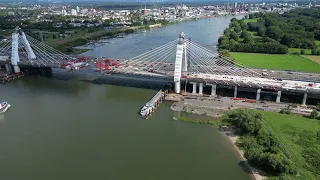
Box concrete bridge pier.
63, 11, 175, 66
191, 82, 197, 94
4, 64, 13, 74
276, 91, 282, 103
234, 86, 238, 98
174, 81, 181, 94
302, 92, 308, 106
199, 83, 203, 95
207, 83, 217, 97
13, 65, 21, 73
256, 89, 261, 101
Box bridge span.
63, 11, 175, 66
1, 29, 320, 105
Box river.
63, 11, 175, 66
0, 15, 251, 180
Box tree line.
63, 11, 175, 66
218, 8, 320, 55
226, 109, 320, 179
227, 110, 297, 176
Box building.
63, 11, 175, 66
76, 6, 80, 13
71, 9, 77, 16
61, 9, 67, 16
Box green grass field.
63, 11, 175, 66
243, 18, 259, 23
261, 111, 320, 179
230, 52, 320, 72
289, 48, 313, 55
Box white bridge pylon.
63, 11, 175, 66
116, 32, 262, 93
0, 27, 73, 72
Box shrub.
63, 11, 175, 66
310, 110, 319, 119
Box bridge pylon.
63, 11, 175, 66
10, 27, 37, 73
173, 32, 186, 94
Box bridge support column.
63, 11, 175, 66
234, 86, 238, 98
207, 83, 216, 97
4, 64, 13, 74
256, 89, 261, 101
302, 92, 307, 106
174, 81, 181, 94
199, 83, 203, 95
191, 82, 197, 94
276, 91, 281, 103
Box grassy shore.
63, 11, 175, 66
44, 28, 137, 55
260, 111, 320, 179
229, 52, 320, 73
175, 109, 320, 179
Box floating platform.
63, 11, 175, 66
140, 89, 169, 119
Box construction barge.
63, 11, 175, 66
140, 89, 169, 119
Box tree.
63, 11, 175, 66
311, 49, 317, 55
243, 34, 254, 44
258, 27, 266, 36
229, 39, 237, 49
230, 18, 237, 23
235, 26, 242, 33
230, 32, 239, 41
310, 110, 319, 119
301, 49, 306, 55
219, 39, 230, 50
266, 26, 283, 41
317, 50, 320, 55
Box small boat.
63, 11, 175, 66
141, 29, 147, 33
140, 102, 153, 116
0, 101, 11, 114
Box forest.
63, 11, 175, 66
218, 8, 320, 55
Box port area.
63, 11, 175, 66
140, 89, 169, 119
167, 93, 314, 117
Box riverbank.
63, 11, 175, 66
70, 14, 240, 56
168, 94, 266, 180
220, 128, 266, 180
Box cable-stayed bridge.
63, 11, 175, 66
1, 29, 320, 105
0, 27, 73, 70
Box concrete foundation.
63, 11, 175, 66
199, 83, 203, 95
256, 89, 261, 101
191, 82, 197, 94
302, 92, 307, 105
13, 65, 20, 73
5, 64, 12, 74
276, 91, 281, 103
207, 83, 217, 97
234, 86, 238, 98
174, 81, 181, 94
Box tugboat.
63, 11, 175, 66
140, 102, 153, 117
0, 101, 11, 114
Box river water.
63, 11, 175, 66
0, 15, 251, 180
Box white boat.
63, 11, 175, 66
0, 101, 11, 114
140, 102, 153, 116
141, 29, 147, 33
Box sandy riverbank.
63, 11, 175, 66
220, 129, 266, 180
168, 94, 267, 180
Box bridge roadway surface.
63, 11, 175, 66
113, 60, 320, 82
2, 58, 320, 94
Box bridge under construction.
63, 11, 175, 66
1, 28, 320, 105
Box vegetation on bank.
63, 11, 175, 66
176, 109, 320, 179
176, 115, 223, 126
218, 8, 320, 71
0, 14, 169, 55
219, 8, 320, 54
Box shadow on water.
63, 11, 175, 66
51, 70, 171, 91
13, 75, 91, 97
238, 161, 253, 175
